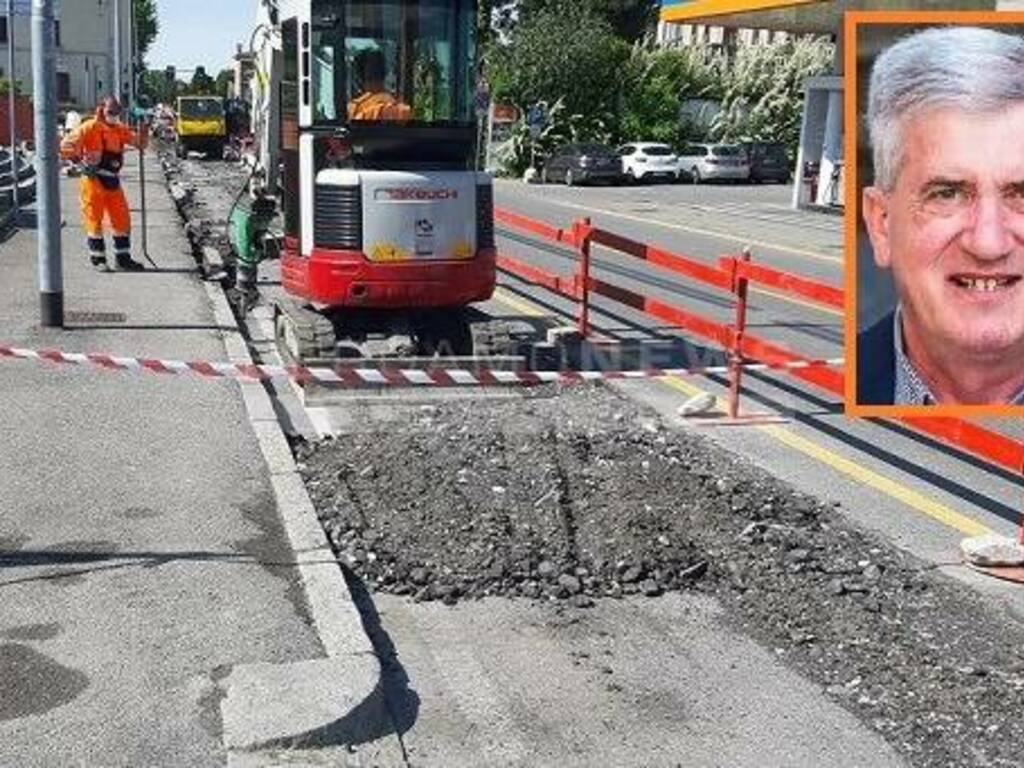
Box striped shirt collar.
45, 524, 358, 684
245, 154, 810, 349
892, 306, 1024, 405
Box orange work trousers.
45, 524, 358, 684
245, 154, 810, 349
80, 177, 131, 238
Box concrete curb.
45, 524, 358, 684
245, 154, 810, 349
154, 153, 393, 758
201, 279, 375, 659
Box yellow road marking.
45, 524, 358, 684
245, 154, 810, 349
493, 287, 547, 317
502, 190, 842, 265
750, 285, 844, 317
658, 376, 993, 538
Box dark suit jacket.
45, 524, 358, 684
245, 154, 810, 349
856, 311, 896, 405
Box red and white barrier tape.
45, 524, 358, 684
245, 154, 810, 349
0, 344, 844, 388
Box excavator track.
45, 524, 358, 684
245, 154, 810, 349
274, 299, 338, 364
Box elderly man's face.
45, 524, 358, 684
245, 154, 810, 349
863, 103, 1024, 362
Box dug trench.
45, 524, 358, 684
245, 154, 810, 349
296, 386, 1024, 768
163, 149, 1024, 767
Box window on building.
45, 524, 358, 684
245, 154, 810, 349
57, 72, 70, 102
54, 20, 60, 48
0, 16, 8, 45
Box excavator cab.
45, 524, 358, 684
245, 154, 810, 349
240, 0, 494, 360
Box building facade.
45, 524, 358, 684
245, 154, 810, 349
0, 0, 133, 112
656, 20, 791, 49
232, 44, 255, 102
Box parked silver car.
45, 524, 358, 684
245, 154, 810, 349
676, 143, 751, 183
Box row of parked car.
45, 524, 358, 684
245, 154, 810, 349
539, 141, 792, 186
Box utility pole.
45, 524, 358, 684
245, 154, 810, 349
128, 0, 135, 108
113, 0, 122, 103
7, 0, 19, 222
32, 0, 62, 327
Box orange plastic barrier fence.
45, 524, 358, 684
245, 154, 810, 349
493, 205, 1023, 476
727, 258, 845, 310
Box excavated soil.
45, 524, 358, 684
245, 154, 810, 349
297, 385, 1024, 768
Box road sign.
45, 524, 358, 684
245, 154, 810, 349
527, 104, 547, 128
475, 90, 490, 118
492, 104, 519, 123
475, 76, 491, 119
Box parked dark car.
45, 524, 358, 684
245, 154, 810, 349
743, 141, 792, 183
541, 143, 621, 186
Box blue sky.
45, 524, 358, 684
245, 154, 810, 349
147, 0, 254, 74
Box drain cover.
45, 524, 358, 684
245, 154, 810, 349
66, 311, 127, 324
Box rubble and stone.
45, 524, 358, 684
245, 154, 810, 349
297, 384, 1024, 768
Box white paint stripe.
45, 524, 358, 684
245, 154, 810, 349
308, 368, 344, 383
355, 369, 388, 385
402, 369, 438, 386
210, 361, 241, 376
163, 360, 192, 374
534, 371, 563, 383
446, 369, 480, 385
490, 370, 523, 384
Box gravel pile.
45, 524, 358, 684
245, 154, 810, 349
297, 384, 1024, 768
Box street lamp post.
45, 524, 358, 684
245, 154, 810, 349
7, 0, 20, 222
32, 0, 62, 327
113, 0, 122, 102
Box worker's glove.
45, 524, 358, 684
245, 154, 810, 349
80, 164, 99, 179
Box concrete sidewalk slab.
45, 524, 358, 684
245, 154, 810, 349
0, 153, 378, 766
220, 656, 393, 752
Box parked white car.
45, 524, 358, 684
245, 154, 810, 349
617, 142, 680, 183
676, 143, 750, 183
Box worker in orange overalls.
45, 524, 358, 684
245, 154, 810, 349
348, 49, 412, 122
60, 95, 149, 271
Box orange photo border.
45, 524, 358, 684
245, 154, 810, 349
844, 9, 1024, 418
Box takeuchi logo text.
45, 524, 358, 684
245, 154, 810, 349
374, 187, 459, 201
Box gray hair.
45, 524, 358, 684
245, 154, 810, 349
868, 26, 1024, 190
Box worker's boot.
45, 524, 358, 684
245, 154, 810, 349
87, 236, 109, 272
115, 252, 146, 271
113, 235, 145, 271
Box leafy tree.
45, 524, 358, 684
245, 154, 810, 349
497, 96, 615, 176
134, 0, 159, 61
139, 69, 176, 105
617, 45, 722, 144
187, 66, 215, 95
488, 1, 629, 120
510, 0, 658, 42
214, 69, 234, 97
710, 36, 833, 151
0, 78, 23, 97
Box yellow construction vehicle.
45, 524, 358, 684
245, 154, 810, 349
175, 96, 226, 159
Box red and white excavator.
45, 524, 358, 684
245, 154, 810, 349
234, 0, 495, 360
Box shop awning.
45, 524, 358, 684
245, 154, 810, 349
659, 0, 1003, 34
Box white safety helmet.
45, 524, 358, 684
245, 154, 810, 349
64, 110, 83, 134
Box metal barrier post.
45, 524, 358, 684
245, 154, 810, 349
727, 247, 752, 419
576, 217, 593, 338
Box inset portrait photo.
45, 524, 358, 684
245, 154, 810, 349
846, 12, 1024, 415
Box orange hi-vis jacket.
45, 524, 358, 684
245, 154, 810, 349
348, 91, 413, 122
60, 109, 147, 237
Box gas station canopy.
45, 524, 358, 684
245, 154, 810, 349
659, 0, 1010, 34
